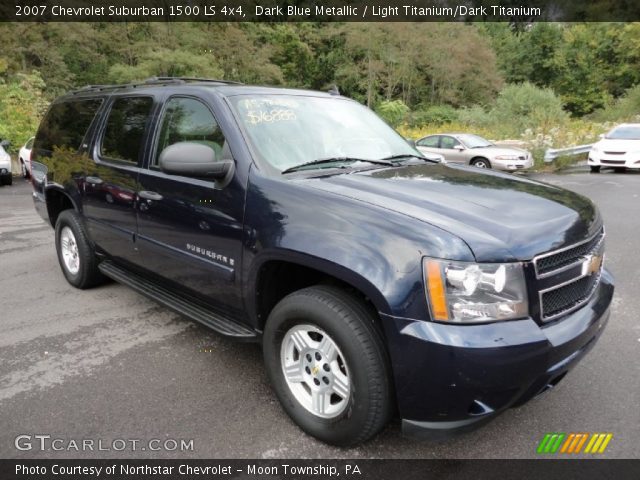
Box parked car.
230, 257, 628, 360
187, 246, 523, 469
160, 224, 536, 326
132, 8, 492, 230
31, 78, 613, 446
416, 133, 533, 171
0, 140, 12, 185
19, 136, 35, 178
588, 123, 640, 172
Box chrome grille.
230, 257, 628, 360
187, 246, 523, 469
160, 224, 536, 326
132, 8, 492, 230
535, 229, 604, 277
541, 271, 601, 320
533, 228, 605, 322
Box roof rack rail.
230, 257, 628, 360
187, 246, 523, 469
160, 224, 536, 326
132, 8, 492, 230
145, 76, 243, 85
71, 76, 242, 95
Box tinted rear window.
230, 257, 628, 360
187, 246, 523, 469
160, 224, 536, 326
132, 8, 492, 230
34, 98, 103, 152
100, 96, 153, 163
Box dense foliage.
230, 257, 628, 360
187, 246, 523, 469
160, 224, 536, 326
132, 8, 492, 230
1, 22, 640, 161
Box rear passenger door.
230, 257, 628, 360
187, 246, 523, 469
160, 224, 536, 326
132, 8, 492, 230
415, 135, 441, 156
136, 95, 245, 315
83, 95, 155, 264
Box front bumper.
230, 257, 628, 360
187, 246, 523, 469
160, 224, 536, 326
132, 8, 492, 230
493, 157, 534, 171
589, 153, 640, 169
380, 268, 614, 440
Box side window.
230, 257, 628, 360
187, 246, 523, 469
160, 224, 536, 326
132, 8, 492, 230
417, 136, 439, 148
34, 99, 103, 153
100, 96, 153, 163
440, 136, 457, 149
155, 97, 225, 165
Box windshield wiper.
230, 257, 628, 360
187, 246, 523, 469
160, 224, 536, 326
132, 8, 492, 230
281, 157, 393, 174
381, 153, 440, 163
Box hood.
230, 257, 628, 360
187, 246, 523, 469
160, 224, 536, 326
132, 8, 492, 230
300, 163, 601, 262
595, 138, 640, 152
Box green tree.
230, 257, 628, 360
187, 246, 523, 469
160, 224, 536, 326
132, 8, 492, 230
0, 72, 48, 150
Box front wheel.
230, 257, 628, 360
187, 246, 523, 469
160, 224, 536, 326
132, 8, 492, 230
471, 158, 491, 169
263, 286, 392, 446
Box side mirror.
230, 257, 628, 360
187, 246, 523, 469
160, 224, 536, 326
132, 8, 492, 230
159, 142, 232, 179
598, 133, 605, 139
406, 138, 416, 147
454, 144, 464, 151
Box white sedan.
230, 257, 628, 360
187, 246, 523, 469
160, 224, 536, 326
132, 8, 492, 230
589, 124, 640, 173
19, 136, 34, 178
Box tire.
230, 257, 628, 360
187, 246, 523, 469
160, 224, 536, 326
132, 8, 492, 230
54, 210, 105, 289
5, 175, 12, 186
614, 167, 626, 173
590, 166, 601, 173
20, 160, 30, 179
471, 158, 491, 169
263, 285, 392, 446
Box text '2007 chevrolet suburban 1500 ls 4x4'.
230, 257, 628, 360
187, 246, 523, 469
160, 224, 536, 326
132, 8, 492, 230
30, 77, 614, 446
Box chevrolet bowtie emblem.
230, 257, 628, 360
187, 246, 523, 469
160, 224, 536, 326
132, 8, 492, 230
582, 254, 603, 276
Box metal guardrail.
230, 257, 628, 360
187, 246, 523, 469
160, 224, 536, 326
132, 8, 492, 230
544, 144, 593, 163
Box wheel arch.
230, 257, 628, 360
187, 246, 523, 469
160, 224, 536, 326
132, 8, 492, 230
470, 156, 490, 166
248, 252, 392, 332
45, 186, 78, 227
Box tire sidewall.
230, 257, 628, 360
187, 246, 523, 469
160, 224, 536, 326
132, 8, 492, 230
472, 158, 490, 168
55, 211, 87, 287
263, 292, 387, 445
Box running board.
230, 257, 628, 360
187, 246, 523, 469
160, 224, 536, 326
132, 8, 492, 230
99, 260, 257, 340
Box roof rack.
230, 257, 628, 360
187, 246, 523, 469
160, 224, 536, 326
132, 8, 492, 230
147, 76, 243, 85
71, 76, 242, 95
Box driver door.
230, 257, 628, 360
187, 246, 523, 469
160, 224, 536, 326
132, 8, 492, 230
135, 96, 245, 314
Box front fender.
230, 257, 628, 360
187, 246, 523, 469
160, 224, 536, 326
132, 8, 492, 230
242, 169, 474, 321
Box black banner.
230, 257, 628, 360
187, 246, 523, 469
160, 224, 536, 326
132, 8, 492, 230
2, 0, 640, 22
1, 459, 639, 480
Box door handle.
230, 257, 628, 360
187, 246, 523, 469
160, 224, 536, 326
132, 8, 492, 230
138, 190, 163, 201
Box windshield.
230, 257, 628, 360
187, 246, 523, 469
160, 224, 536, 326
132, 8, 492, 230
229, 95, 419, 172
606, 125, 640, 140
457, 134, 492, 148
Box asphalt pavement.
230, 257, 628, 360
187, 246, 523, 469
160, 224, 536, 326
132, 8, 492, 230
0, 169, 638, 459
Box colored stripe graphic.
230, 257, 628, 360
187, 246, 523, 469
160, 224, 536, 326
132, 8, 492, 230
538, 433, 613, 454
537, 433, 565, 453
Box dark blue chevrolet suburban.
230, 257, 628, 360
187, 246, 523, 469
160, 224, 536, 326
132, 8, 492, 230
30, 78, 613, 446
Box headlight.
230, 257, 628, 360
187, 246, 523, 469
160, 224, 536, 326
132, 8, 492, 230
424, 258, 528, 323
494, 154, 520, 160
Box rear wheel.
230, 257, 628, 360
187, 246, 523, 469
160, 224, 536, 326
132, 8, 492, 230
613, 167, 626, 173
471, 158, 491, 169
590, 166, 601, 173
263, 285, 392, 446
55, 210, 105, 289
